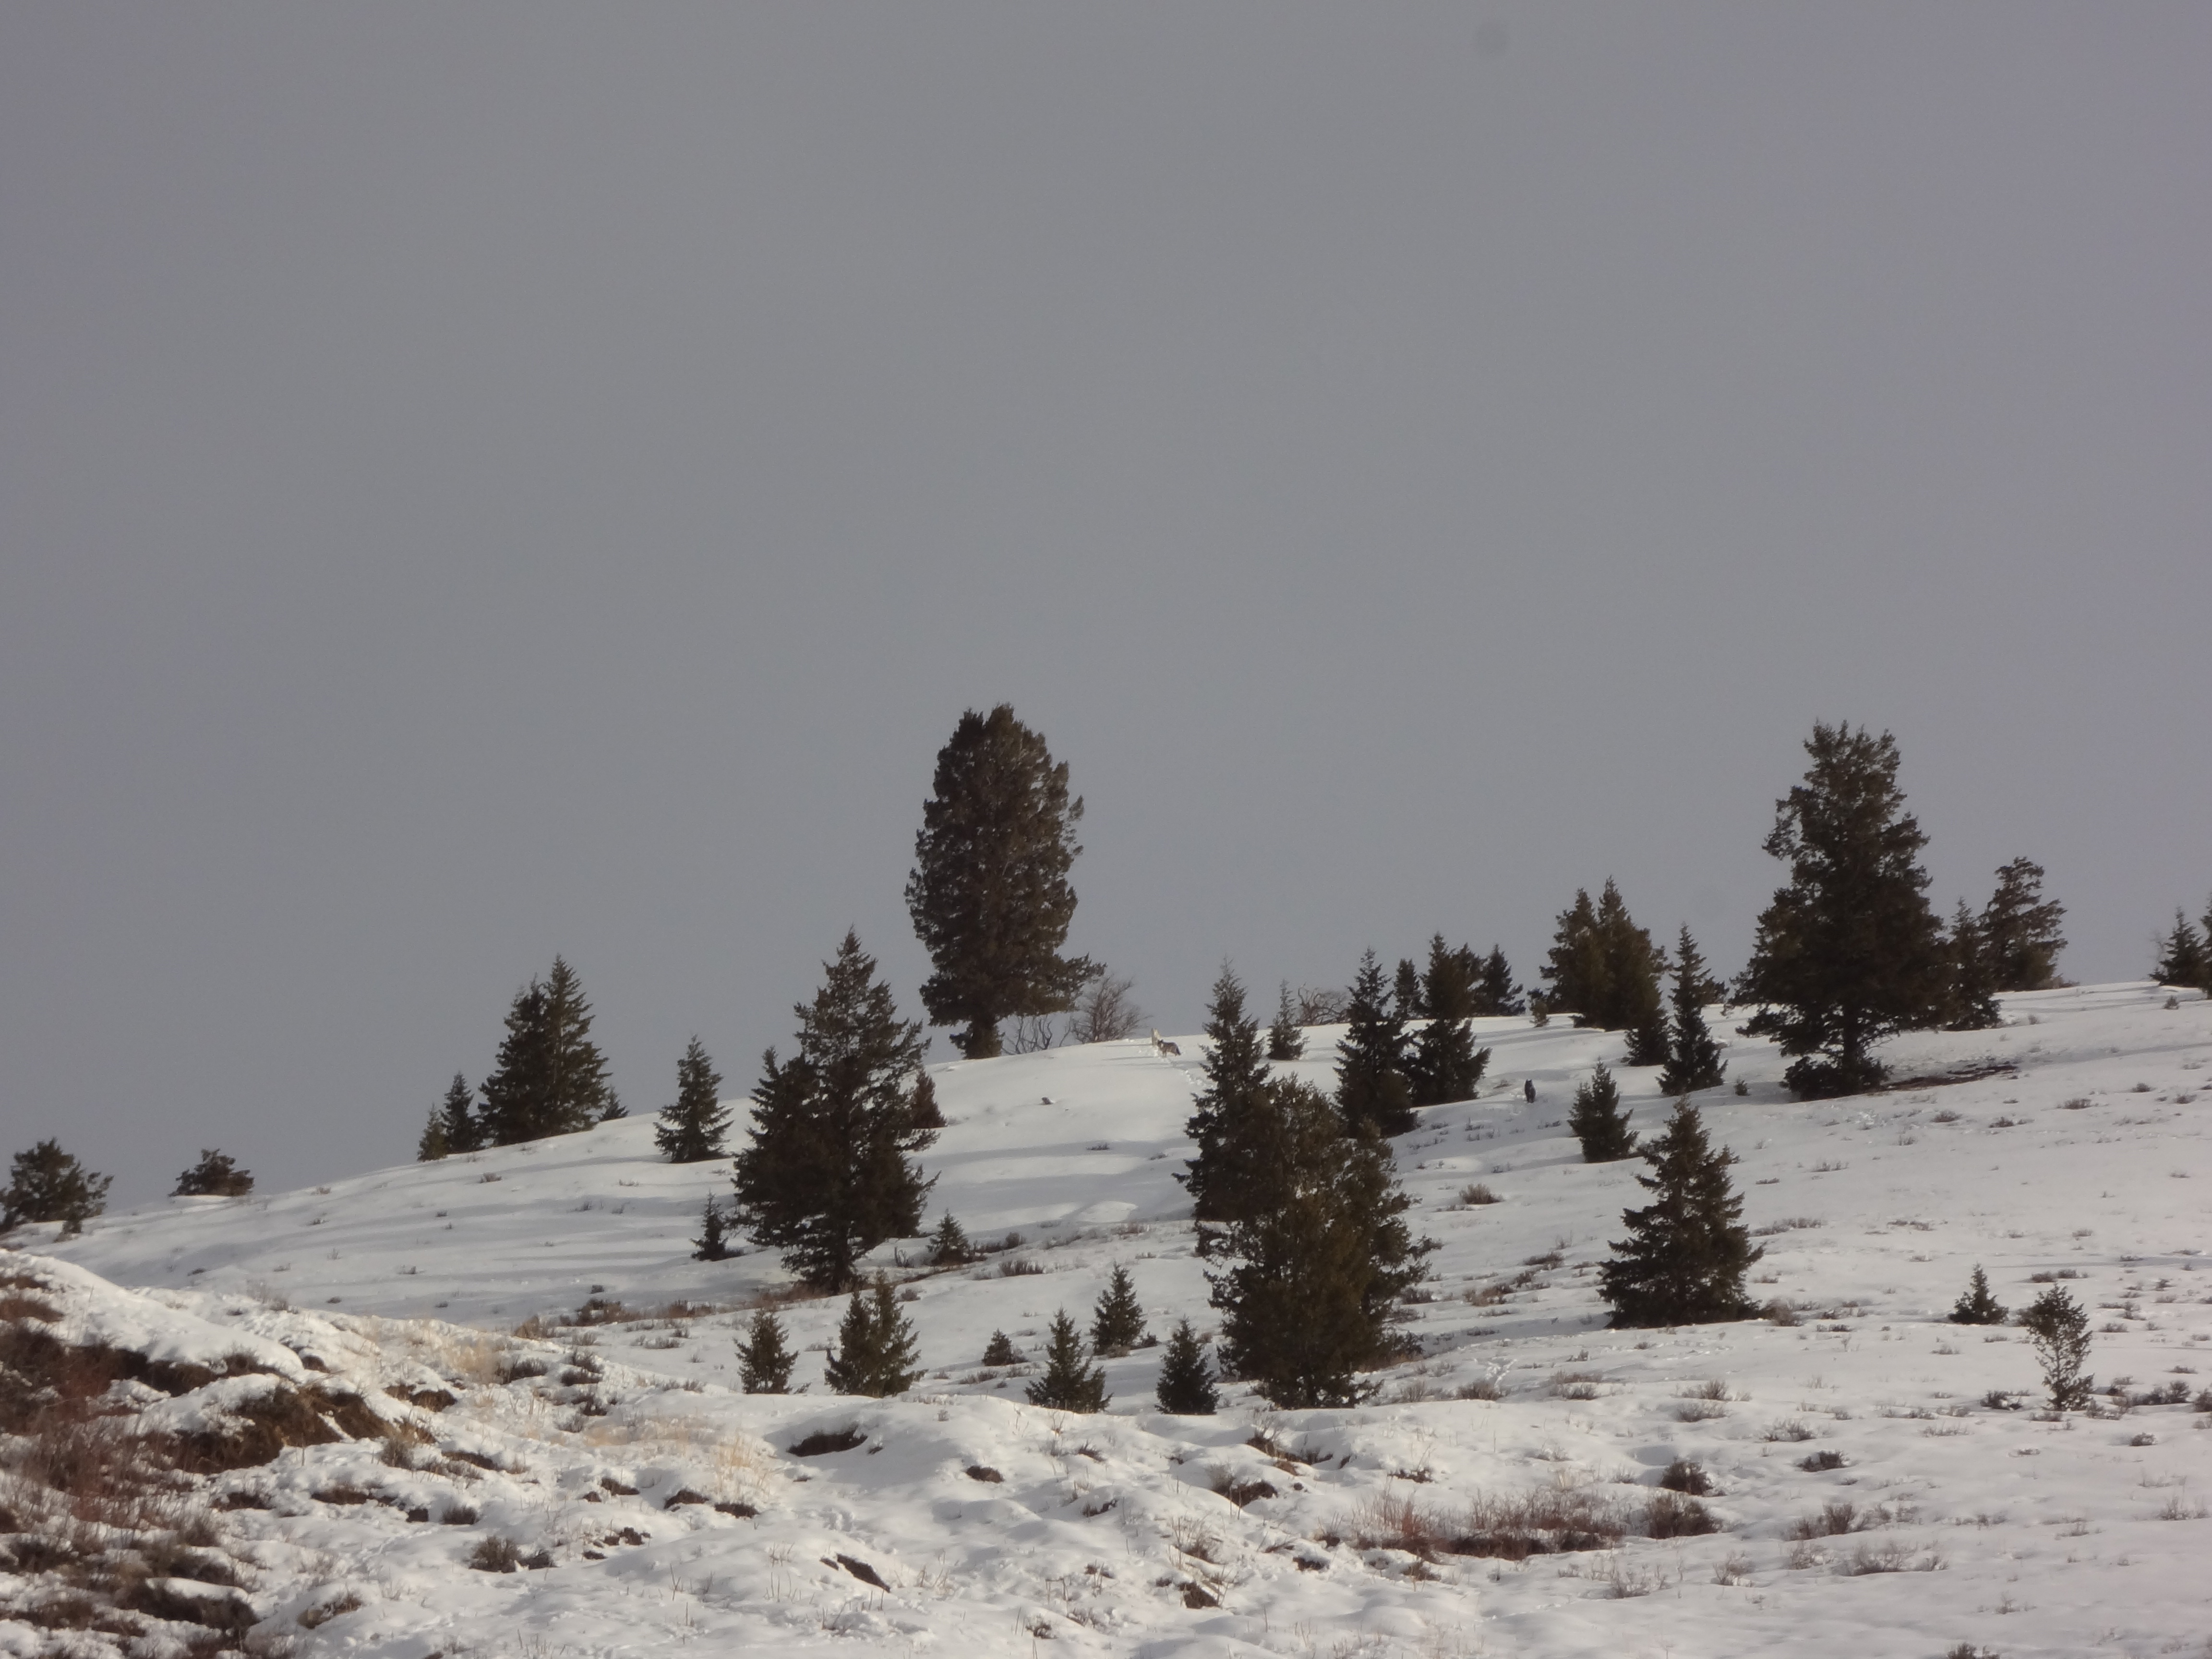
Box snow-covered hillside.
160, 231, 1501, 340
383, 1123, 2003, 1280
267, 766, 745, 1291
8, 982, 2212, 1657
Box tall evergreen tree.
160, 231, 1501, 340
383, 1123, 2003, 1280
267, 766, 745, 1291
1656, 927, 1727, 1096
1, 1140, 111, 1235
1473, 947, 1526, 1017
477, 958, 616, 1143
908, 1068, 945, 1129
1091, 1264, 1147, 1355
1406, 938, 1491, 1106
1541, 889, 1608, 1024
1597, 1101, 1762, 1328
1207, 1078, 1432, 1408
2152, 908, 2208, 991
1335, 950, 1415, 1138
1392, 958, 1425, 1022
654, 1037, 731, 1163
737, 1309, 796, 1394
1026, 1309, 1108, 1412
692, 1193, 732, 1261
1543, 881, 1666, 1050
904, 704, 1093, 1058
822, 1278, 922, 1397
1568, 1063, 1638, 1162
1735, 723, 1949, 1097
416, 1108, 449, 1163
731, 931, 938, 1291
1181, 967, 1275, 1228
1941, 900, 2003, 1031
1153, 1317, 1218, 1415
1979, 858, 2067, 992
438, 1073, 480, 1154
1266, 981, 1306, 1062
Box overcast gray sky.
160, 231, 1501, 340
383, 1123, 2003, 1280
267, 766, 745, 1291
3, 4, 2206, 1204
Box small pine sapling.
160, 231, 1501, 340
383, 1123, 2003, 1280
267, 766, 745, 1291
908, 1068, 945, 1130
737, 1309, 796, 1394
927, 1212, 972, 1266
1090, 1264, 1147, 1356
1266, 981, 1306, 1062
416, 1107, 450, 1163
1656, 927, 1727, 1096
1154, 1317, 1218, 1415
1597, 1100, 1763, 1328
693, 1193, 733, 1262
1026, 1310, 1108, 1413
823, 1278, 923, 1398
981, 1330, 1019, 1367
1568, 1064, 1638, 1163
2018, 1285, 2094, 1410
436, 1073, 480, 1155
1948, 1265, 2008, 1326
172, 1149, 253, 1198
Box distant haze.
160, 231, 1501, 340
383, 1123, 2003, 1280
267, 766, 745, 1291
2, 6, 2206, 1203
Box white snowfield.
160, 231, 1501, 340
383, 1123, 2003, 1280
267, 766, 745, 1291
7, 980, 2210, 1657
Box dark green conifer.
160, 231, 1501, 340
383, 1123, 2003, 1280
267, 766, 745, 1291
1153, 1317, 1218, 1415
927, 1212, 972, 1265
692, 1193, 732, 1262
737, 1309, 797, 1394
1091, 1264, 1147, 1355
981, 1330, 1019, 1367
1335, 951, 1415, 1138
1473, 947, 1525, 1017
1568, 1063, 1638, 1162
1541, 889, 1608, 1025
1181, 967, 1274, 1228
172, 1150, 252, 1197
1266, 982, 1306, 1062
1948, 1265, 2008, 1326
1406, 937, 1491, 1107
1207, 1078, 1433, 1407
1025, 1310, 1108, 1412
1736, 724, 1949, 1097
2152, 909, 2208, 991
437, 1073, 480, 1154
477, 957, 616, 1143
1942, 900, 2003, 1031
908, 1068, 945, 1129
416, 1108, 449, 1163
823, 1277, 922, 1397
905, 705, 1093, 1058
731, 931, 938, 1291
1393, 958, 1425, 1022
1980, 858, 2067, 992
1656, 927, 1728, 1096
1598, 1101, 1763, 1328
1600, 882, 1670, 1064
1, 1140, 111, 1235
654, 1037, 731, 1163
2018, 1286, 2093, 1409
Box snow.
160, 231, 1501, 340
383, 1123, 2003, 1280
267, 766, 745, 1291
7, 981, 2212, 1657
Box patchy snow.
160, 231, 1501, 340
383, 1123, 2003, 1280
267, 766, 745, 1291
7, 981, 2212, 1656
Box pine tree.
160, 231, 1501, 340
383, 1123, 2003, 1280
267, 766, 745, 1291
731, 931, 938, 1291
1, 1140, 111, 1235
1980, 858, 2067, 992
2018, 1286, 2093, 1409
1941, 900, 2003, 1031
1393, 958, 1425, 1022
927, 1212, 972, 1265
1335, 951, 1415, 1138
654, 1037, 731, 1163
737, 1309, 796, 1394
1091, 1264, 1147, 1355
981, 1330, 1019, 1367
1153, 1317, 1218, 1415
416, 1108, 449, 1163
1656, 927, 1727, 1096
692, 1193, 732, 1261
1948, 1265, 2008, 1326
1473, 947, 1525, 1017
1025, 1310, 1108, 1412
1736, 723, 1949, 1098
1181, 967, 1275, 1227
438, 1073, 480, 1155
477, 958, 616, 1143
1568, 1064, 1638, 1163
1266, 982, 1306, 1062
904, 705, 1093, 1058
1207, 1078, 1433, 1408
908, 1068, 944, 1130
1542, 881, 1665, 1045
823, 1278, 922, 1397
1598, 1101, 1763, 1328
173, 1150, 252, 1197
1406, 937, 1491, 1107
2152, 909, 2208, 990
1541, 889, 1607, 1024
